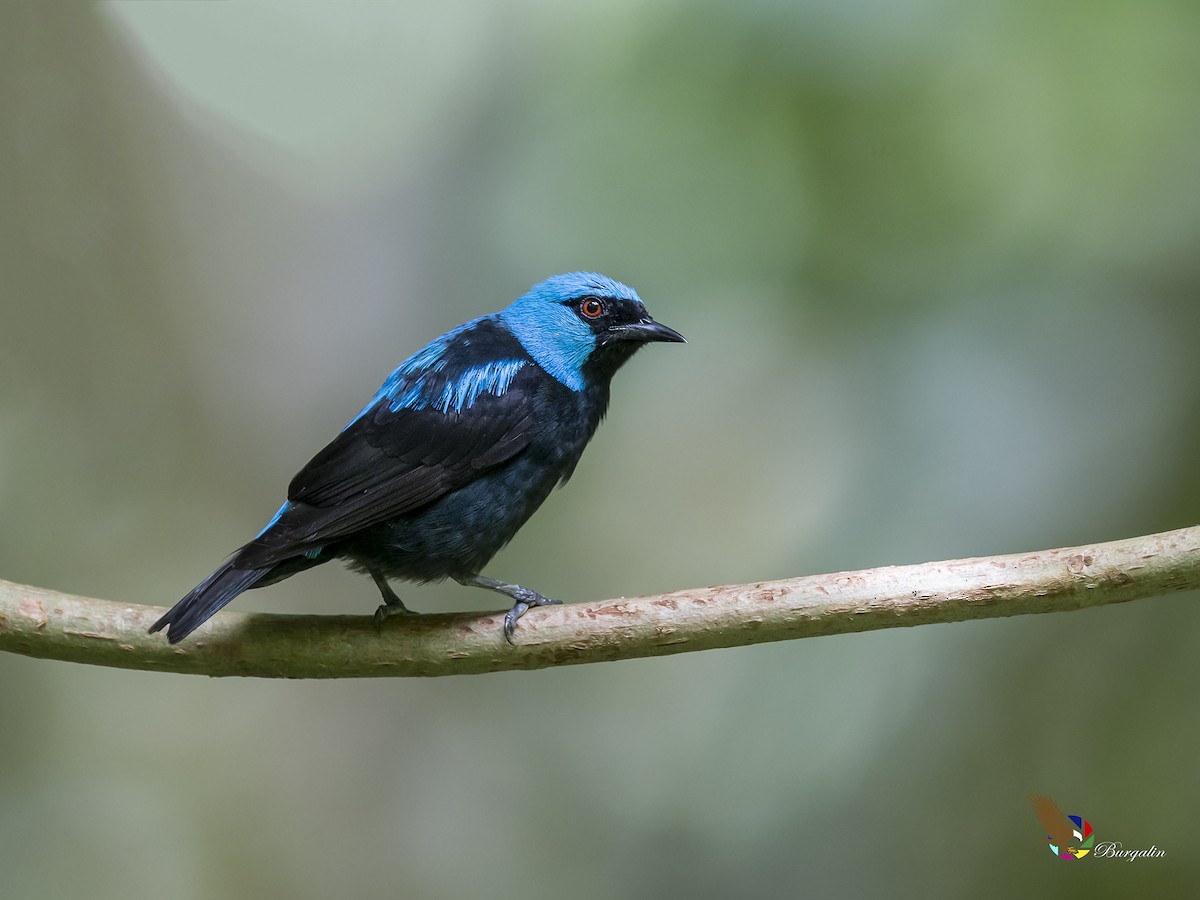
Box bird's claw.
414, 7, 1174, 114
370, 569, 420, 630
502, 591, 562, 645
373, 600, 419, 629
453, 574, 561, 644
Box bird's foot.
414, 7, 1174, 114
502, 592, 562, 645
370, 570, 419, 628
456, 574, 561, 644
373, 599, 420, 627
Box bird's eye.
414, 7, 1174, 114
579, 297, 605, 320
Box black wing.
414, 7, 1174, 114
235, 369, 536, 568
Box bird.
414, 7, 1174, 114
1029, 794, 1078, 857
149, 272, 685, 645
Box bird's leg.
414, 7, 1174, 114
370, 569, 418, 626
455, 574, 562, 644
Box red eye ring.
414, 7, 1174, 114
579, 297, 605, 319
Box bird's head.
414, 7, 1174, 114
500, 272, 685, 391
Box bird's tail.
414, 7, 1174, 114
149, 560, 272, 644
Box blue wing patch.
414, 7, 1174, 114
430, 358, 527, 414
346, 316, 528, 427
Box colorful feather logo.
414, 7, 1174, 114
1029, 794, 1095, 860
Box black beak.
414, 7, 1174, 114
606, 317, 687, 344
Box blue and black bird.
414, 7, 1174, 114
150, 272, 684, 644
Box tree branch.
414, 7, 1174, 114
2, 525, 1197, 678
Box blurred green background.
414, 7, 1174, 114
2, 1, 1198, 897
